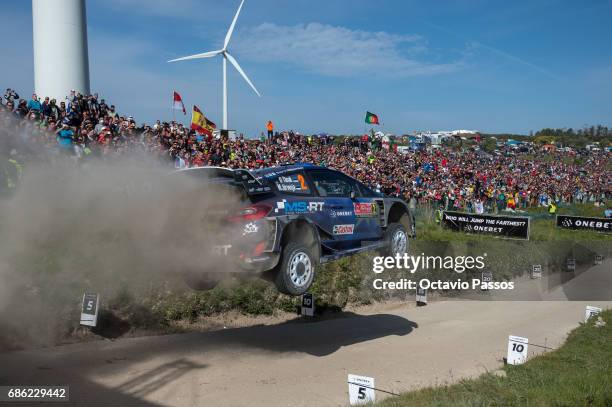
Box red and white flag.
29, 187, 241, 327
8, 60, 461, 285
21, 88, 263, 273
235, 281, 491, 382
172, 91, 186, 115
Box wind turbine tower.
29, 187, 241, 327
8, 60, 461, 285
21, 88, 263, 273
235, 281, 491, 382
32, 0, 91, 100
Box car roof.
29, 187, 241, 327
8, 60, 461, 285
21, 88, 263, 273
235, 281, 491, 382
251, 163, 325, 177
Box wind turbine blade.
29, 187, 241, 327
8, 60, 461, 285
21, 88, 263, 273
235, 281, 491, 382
167, 50, 223, 62
224, 0, 244, 49
225, 52, 261, 97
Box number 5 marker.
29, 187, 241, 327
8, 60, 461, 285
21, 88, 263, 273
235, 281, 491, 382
347, 374, 375, 405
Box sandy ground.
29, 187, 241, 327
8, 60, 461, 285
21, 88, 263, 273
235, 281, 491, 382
0, 261, 610, 407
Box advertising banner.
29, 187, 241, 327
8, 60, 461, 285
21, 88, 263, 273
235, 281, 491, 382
442, 211, 530, 240
556, 215, 611, 233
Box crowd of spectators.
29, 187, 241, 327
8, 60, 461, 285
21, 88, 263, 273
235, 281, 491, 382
1, 88, 609, 213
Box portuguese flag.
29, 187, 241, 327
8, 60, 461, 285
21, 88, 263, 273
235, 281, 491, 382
365, 111, 379, 125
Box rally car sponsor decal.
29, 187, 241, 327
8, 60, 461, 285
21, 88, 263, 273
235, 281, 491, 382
242, 222, 259, 236
330, 210, 353, 217
275, 174, 309, 193
263, 167, 304, 178
354, 202, 377, 217
333, 224, 355, 235
274, 200, 324, 214
212, 245, 232, 255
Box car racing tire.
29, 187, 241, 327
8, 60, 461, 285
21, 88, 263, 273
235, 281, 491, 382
182, 273, 220, 291
382, 221, 409, 257
274, 241, 316, 296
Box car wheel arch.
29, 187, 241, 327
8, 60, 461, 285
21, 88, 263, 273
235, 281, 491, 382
279, 219, 321, 262
387, 202, 411, 229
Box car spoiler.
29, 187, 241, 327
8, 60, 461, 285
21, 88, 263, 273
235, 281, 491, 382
233, 169, 273, 195
173, 166, 272, 196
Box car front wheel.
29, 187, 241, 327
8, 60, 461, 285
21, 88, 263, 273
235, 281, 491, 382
274, 241, 316, 296
384, 222, 409, 257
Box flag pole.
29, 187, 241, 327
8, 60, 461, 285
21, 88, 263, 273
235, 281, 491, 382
364, 111, 367, 137
172, 91, 175, 123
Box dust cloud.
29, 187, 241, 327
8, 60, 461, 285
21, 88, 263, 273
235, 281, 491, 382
0, 155, 245, 348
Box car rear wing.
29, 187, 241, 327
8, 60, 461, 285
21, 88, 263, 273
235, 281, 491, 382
172, 166, 272, 196
233, 169, 273, 195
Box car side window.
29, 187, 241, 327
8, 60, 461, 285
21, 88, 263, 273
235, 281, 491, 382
272, 171, 311, 195
358, 183, 380, 198
307, 170, 362, 198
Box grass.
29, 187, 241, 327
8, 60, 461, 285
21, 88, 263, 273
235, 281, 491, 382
376, 310, 612, 407
416, 203, 611, 242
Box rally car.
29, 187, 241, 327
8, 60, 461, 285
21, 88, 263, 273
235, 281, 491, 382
175, 164, 415, 296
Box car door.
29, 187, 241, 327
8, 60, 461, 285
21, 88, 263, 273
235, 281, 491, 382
351, 180, 384, 242
305, 169, 358, 250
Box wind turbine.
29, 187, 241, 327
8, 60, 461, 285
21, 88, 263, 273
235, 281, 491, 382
168, 0, 260, 130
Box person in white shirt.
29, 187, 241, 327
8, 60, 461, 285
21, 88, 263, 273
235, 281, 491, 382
475, 199, 484, 214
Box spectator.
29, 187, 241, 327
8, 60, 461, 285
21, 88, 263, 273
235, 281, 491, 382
3, 88, 19, 103
27, 93, 42, 114
0, 86, 608, 216
41, 96, 51, 117
56, 123, 74, 152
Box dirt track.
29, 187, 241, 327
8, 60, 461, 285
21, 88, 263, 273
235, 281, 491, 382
0, 261, 610, 407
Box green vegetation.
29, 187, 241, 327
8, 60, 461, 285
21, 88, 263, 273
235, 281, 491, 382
126, 256, 367, 327
532, 125, 611, 148
481, 124, 612, 149
416, 203, 611, 242
376, 310, 612, 407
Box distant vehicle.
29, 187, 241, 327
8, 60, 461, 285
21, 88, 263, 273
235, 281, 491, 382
173, 164, 415, 296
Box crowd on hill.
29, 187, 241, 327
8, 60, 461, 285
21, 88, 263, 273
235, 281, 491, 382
1, 88, 610, 212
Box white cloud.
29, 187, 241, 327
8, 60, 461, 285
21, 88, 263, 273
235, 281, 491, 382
234, 22, 463, 77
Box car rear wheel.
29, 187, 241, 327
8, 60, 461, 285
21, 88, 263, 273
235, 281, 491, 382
274, 241, 316, 296
183, 273, 220, 291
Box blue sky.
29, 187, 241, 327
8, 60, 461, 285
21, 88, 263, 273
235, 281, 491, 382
2, 0, 611, 136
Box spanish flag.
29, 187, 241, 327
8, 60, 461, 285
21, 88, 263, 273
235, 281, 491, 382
205, 117, 217, 130
191, 105, 212, 136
